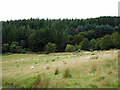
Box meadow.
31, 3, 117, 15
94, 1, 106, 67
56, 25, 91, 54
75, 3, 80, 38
2, 50, 119, 88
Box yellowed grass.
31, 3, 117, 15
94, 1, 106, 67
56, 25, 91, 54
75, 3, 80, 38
2, 50, 119, 88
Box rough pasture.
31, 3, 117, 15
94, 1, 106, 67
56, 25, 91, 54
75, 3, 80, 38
2, 50, 118, 88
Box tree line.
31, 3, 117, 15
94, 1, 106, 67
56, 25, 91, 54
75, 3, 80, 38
2, 16, 120, 53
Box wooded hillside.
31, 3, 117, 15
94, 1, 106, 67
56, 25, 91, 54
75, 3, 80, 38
2, 16, 120, 53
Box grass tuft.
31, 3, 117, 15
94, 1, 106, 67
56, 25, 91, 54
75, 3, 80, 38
90, 56, 98, 59
63, 68, 72, 78
32, 74, 50, 88
55, 68, 59, 75
90, 63, 97, 73
89, 83, 97, 88
46, 66, 50, 70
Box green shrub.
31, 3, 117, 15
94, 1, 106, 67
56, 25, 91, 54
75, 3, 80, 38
89, 39, 96, 50
63, 68, 72, 78
55, 68, 59, 75
45, 52, 49, 54
2, 44, 10, 53
36, 52, 46, 54
80, 38, 89, 50
65, 44, 76, 52
77, 49, 81, 52
100, 35, 113, 50
20, 49, 26, 54
75, 44, 81, 52
6, 53, 12, 55
45, 42, 56, 53
10, 42, 22, 53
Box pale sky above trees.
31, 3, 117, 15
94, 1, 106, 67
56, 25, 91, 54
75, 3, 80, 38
0, 0, 119, 21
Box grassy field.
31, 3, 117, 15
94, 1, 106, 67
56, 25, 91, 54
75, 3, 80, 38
1, 50, 119, 88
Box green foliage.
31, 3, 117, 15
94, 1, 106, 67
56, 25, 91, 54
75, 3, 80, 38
80, 38, 89, 50
20, 40, 26, 48
45, 42, 56, 53
28, 29, 50, 52
75, 44, 81, 52
28, 33, 36, 52
111, 32, 120, 49
55, 31, 68, 52
2, 17, 120, 53
89, 39, 96, 50
2, 44, 9, 53
68, 34, 74, 44
100, 35, 113, 50
95, 38, 101, 50
10, 42, 22, 53
65, 44, 76, 52
79, 30, 95, 40
20, 49, 26, 54
73, 34, 84, 45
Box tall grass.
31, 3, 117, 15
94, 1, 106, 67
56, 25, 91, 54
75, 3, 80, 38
55, 68, 59, 75
63, 68, 72, 78
32, 74, 50, 88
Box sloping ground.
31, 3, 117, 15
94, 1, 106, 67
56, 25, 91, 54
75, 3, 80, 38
2, 50, 119, 88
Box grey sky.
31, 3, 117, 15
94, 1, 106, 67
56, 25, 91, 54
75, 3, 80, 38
0, 0, 119, 21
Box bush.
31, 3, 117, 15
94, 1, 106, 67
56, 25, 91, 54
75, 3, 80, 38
111, 32, 120, 49
75, 44, 81, 52
10, 42, 21, 53
2, 44, 9, 53
63, 68, 72, 78
73, 34, 84, 45
10, 42, 26, 53
20, 49, 26, 54
6, 53, 12, 55
45, 42, 56, 53
89, 39, 96, 50
80, 38, 89, 50
36, 52, 46, 54
100, 35, 113, 50
65, 44, 76, 52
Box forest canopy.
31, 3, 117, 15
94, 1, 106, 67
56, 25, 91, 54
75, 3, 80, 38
2, 16, 120, 53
